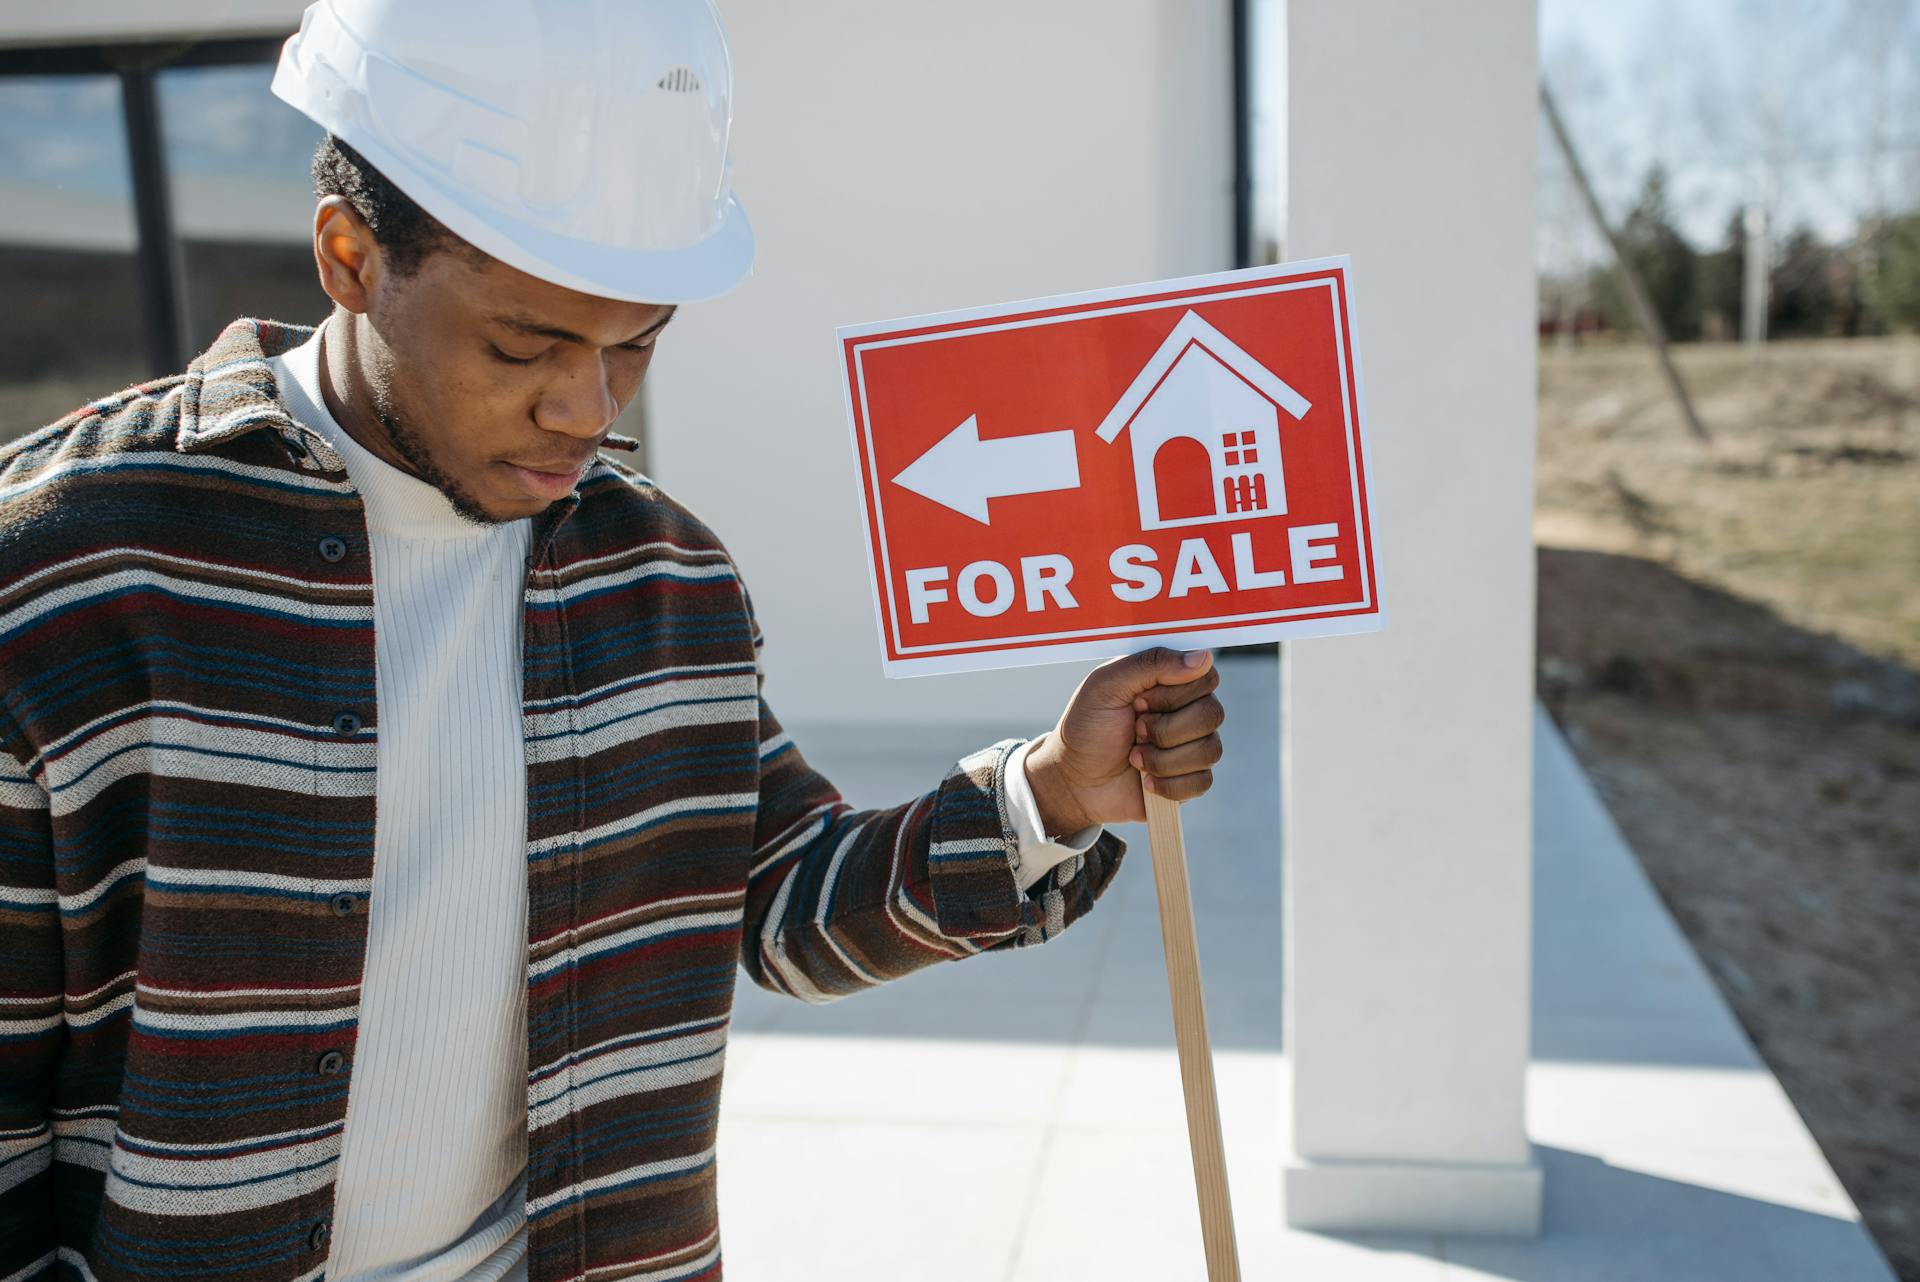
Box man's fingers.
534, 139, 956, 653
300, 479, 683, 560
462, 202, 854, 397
1130, 732, 1223, 778
1130, 664, 1220, 714
1134, 694, 1225, 748
1099, 646, 1214, 707
1143, 768, 1214, 803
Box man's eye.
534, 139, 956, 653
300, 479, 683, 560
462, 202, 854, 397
490, 346, 539, 366
619, 340, 657, 354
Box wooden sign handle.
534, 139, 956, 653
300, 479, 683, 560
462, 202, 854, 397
1142, 785, 1243, 1281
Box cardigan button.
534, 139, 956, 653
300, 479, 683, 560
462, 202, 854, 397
284, 435, 310, 462
316, 535, 348, 563
308, 1218, 331, 1251
330, 892, 359, 916
330, 709, 363, 735
315, 1049, 345, 1075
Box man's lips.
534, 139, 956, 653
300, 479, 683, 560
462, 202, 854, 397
512, 460, 593, 475
503, 458, 591, 499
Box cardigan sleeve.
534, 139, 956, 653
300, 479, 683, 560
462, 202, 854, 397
1002, 735, 1106, 893
731, 579, 1127, 1003
0, 732, 63, 1279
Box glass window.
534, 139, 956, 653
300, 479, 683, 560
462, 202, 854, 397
1, 53, 652, 471
157, 62, 331, 354
0, 74, 145, 439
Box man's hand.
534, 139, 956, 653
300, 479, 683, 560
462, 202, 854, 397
1023, 647, 1225, 834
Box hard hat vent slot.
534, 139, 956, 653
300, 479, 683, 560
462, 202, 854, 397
657, 67, 702, 93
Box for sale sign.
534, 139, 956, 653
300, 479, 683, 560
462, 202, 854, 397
837, 256, 1383, 678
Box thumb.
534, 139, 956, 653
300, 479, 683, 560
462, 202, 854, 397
1095, 645, 1213, 705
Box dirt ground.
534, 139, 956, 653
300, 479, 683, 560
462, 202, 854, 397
1535, 336, 1920, 1278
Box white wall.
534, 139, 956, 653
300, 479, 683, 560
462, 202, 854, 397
2, 0, 1233, 728
645, 0, 1235, 726
1281, 0, 1544, 1235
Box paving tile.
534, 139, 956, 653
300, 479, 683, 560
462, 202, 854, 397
1530, 706, 1678, 922
1526, 1062, 1837, 1163
721, 1002, 1081, 1127
718, 677, 1898, 1282
714, 1114, 1046, 1282
1532, 902, 1728, 1021
1054, 1041, 1285, 1147
1088, 945, 1281, 1033
1009, 1125, 1445, 1282
1092, 905, 1282, 1004
1530, 1008, 1762, 1070
1437, 1143, 1896, 1282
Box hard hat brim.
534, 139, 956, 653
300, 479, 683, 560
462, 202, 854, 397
298, 120, 755, 305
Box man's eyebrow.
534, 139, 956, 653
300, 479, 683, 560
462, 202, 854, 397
491, 306, 678, 346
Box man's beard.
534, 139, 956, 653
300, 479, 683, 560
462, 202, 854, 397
364, 343, 504, 528
376, 403, 502, 527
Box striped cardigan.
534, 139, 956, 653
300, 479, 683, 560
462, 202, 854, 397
0, 318, 1127, 1282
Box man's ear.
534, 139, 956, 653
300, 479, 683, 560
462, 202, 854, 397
313, 196, 381, 314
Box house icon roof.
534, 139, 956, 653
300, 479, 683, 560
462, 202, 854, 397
1094, 309, 1312, 444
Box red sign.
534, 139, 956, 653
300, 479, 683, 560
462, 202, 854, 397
838, 257, 1384, 677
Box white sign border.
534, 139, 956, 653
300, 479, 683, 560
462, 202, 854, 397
836, 255, 1385, 679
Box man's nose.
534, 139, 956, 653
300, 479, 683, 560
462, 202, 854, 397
532, 349, 618, 439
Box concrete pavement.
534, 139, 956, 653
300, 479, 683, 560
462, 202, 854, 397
714, 653, 1895, 1281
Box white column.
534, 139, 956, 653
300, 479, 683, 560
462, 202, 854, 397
1280, 0, 1543, 1236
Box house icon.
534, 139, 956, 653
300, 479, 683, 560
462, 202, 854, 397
1094, 310, 1312, 531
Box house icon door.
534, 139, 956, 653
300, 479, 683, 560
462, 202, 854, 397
1094, 310, 1312, 532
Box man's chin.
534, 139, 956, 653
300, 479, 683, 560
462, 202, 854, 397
465, 482, 555, 526
458, 495, 539, 526
422, 472, 527, 527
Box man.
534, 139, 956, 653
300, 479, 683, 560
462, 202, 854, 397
0, 2, 1226, 1279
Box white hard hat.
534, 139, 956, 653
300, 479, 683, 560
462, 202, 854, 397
270, 0, 753, 303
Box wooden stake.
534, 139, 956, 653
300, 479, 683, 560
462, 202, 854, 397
1143, 785, 1242, 1281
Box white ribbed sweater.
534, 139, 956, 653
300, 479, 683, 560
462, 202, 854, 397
268, 322, 1097, 1281
272, 327, 535, 1281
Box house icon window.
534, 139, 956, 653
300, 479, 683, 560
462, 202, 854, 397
1219, 430, 1269, 514
1094, 310, 1312, 532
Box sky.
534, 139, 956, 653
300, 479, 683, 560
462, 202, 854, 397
1537, 0, 1920, 272
1246, 0, 1918, 273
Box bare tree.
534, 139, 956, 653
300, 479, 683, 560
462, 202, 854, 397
1538, 34, 1611, 343
1829, 0, 1920, 323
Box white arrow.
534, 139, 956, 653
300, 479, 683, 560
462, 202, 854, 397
890, 415, 1080, 525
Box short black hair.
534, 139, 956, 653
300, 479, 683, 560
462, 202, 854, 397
311, 134, 481, 276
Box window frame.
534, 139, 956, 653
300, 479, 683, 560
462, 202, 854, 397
1231, 0, 1252, 269
0, 38, 286, 375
